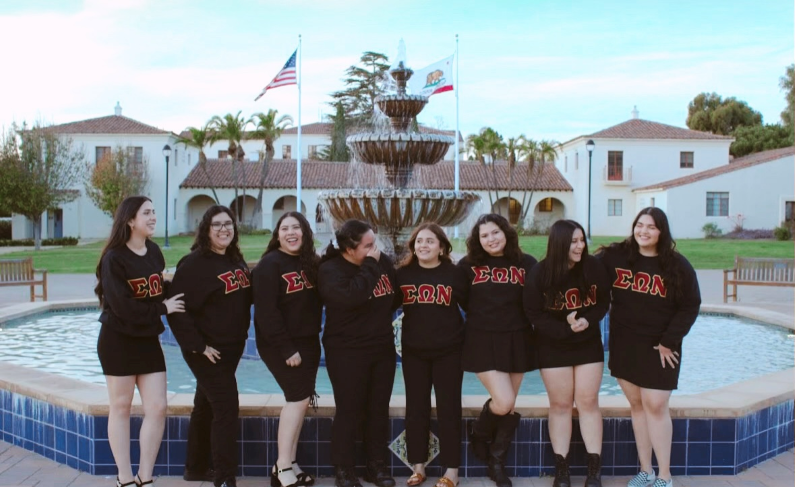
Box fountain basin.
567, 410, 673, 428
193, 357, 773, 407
347, 133, 454, 187
376, 94, 428, 130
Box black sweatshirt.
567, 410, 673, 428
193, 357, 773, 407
99, 239, 167, 337
396, 260, 468, 353
166, 250, 253, 353
318, 253, 398, 350
457, 253, 537, 332
524, 254, 610, 344
597, 247, 701, 349
252, 250, 323, 359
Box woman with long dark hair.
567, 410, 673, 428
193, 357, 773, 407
396, 223, 467, 487
166, 205, 252, 487
318, 219, 399, 487
524, 220, 610, 487
597, 208, 700, 487
95, 196, 185, 487
252, 211, 322, 487
459, 213, 537, 487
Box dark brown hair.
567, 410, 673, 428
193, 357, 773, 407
398, 222, 453, 268
320, 219, 373, 265
540, 219, 589, 308
191, 205, 244, 264
465, 213, 522, 265
264, 211, 319, 286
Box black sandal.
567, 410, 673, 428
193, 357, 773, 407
293, 461, 315, 486
116, 477, 137, 487
134, 475, 154, 487
271, 465, 299, 487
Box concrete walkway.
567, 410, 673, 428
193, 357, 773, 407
0, 441, 792, 487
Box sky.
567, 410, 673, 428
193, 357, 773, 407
0, 0, 792, 143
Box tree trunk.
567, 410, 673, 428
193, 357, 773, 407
32, 215, 42, 251
251, 147, 273, 228
199, 152, 220, 204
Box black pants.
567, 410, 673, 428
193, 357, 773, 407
402, 347, 463, 468
183, 342, 244, 483
326, 345, 397, 466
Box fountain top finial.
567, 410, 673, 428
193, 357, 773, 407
389, 39, 413, 95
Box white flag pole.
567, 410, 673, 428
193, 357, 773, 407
454, 34, 460, 239
296, 34, 303, 214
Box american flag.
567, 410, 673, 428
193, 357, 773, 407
254, 49, 297, 101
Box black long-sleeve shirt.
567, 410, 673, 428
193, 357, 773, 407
318, 254, 398, 350
252, 250, 323, 359
524, 255, 610, 344
597, 247, 701, 348
166, 250, 253, 353
98, 239, 167, 337
457, 253, 537, 332
396, 260, 468, 353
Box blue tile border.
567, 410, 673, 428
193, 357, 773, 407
0, 387, 791, 477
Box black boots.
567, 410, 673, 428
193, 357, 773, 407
584, 453, 602, 487
552, 454, 570, 487
334, 466, 362, 487
487, 412, 520, 487
469, 399, 500, 462
363, 460, 395, 487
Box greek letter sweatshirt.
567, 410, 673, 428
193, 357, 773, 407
167, 249, 253, 353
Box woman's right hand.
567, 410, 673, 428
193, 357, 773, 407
286, 352, 302, 367
203, 345, 221, 364
367, 244, 381, 262
164, 293, 185, 314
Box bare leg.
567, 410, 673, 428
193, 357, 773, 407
275, 398, 309, 485
618, 379, 653, 474
442, 467, 458, 484
540, 367, 574, 456
573, 362, 603, 454
135, 372, 167, 482
476, 371, 522, 415
641, 388, 673, 481
105, 375, 137, 484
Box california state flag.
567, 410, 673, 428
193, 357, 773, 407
408, 54, 454, 97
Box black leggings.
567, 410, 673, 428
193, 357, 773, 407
182, 342, 244, 483
402, 348, 463, 467
325, 346, 397, 466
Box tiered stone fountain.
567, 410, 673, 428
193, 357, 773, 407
317, 60, 480, 251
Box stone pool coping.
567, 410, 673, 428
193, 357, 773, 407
0, 299, 792, 420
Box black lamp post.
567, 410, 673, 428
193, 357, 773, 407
586, 139, 595, 241
162, 144, 172, 249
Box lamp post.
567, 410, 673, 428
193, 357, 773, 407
585, 139, 595, 241
162, 144, 172, 249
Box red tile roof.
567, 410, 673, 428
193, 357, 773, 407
47, 115, 171, 135
587, 119, 733, 141
178, 123, 462, 141
634, 146, 795, 192
180, 159, 572, 192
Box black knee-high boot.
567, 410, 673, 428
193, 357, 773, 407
487, 412, 520, 487
468, 399, 500, 462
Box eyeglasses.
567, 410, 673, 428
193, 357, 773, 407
210, 221, 235, 231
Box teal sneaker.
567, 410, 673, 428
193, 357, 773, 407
651, 479, 672, 487
627, 470, 656, 487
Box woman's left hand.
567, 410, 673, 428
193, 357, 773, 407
286, 352, 302, 367
653, 343, 680, 369
570, 317, 589, 333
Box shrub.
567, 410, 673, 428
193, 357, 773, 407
773, 223, 793, 241
238, 224, 272, 236
0, 237, 78, 247
702, 222, 722, 239
0, 220, 10, 239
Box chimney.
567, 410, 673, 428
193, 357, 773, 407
631, 105, 639, 119
114, 102, 122, 116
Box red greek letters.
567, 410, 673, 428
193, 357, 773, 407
612, 267, 667, 297
470, 266, 525, 286
218, 269, 251, 294
281, 271, 313, 293
127, 274, 164, 298
400, 284, 453, 306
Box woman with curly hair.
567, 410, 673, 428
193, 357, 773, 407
458, 213, 537, 487
396, 222, 467, 487
167, 205, 253, 487
596, 207, 701, 487
252, 211, 322, 487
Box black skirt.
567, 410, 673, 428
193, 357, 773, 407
260, 337, 321, 402
461, 327, 536, 373
97, 324, 166, 376
608, 326, 682, 391
537, 335, 605, 369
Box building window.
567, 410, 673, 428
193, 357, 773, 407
95, 146, 111, 165
124, 147, 144, 166
282, 145, 292, 159
188, 153, 192, 166
308, 145, 319, 159
575, 152, 579, 170
538, 198, 553, 212
564, 155, 568, 172
218, 150, 228, 159
607, 151, 623, 180
174, 148, 178, 166
650, 197, 656, 207
680, 151, 694, 168
507, 199, 521, 224
785, 201, 795, 222
706, 192, 729, 216
608, 199, 622, 216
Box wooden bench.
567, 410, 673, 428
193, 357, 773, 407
723, 256, 795, 302
0, 257, 48, 302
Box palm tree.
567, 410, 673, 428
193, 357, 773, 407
178, 123, 220, 204
249, 109, 293, 226
210, 111, 251, 223
505, 136, 524, 210
518, 138, 559, 224
480, 127, 506, 214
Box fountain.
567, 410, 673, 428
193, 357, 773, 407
318, 44, 480, 252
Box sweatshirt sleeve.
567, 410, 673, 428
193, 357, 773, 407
660, 257, 701, 348
166, 254, 209, 353
524, 264, 575, 340
101, 253, 167, 337
252, 257, 297, 360
580, 256, 612, 327
318, 257, 382, 307
455, 260, 471, 312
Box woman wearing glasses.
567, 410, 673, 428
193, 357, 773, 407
167, 206, 253, 487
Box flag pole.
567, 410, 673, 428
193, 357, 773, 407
296, 34, 303, 214
454, 34, 460, 239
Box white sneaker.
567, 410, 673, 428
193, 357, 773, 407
627, 470, 656, 487
651, 479, 672, 487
